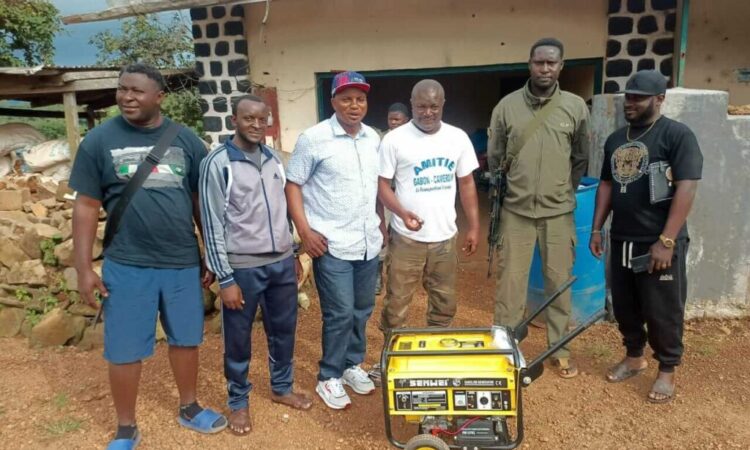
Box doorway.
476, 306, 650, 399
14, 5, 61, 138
315, 58, 603, 135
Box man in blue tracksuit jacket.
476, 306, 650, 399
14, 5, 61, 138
199, 95, 312, 436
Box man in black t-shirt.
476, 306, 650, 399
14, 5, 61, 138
71, 63, 226, 447
590, 70, 703, 404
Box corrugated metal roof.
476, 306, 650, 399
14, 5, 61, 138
0, 65, 191, 76
0, 65, 124, 76
0, 66, 197, 108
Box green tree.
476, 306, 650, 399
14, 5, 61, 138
161, 90, 204, 135
0, 0, 61, 66
90, 14, 203, 136
90, 14, 193, 68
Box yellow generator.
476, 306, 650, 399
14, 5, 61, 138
380, 277, 605, 450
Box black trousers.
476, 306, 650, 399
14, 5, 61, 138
223, 256, 298, 410
610, 239, 688, 372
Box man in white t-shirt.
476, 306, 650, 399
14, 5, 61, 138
377, 79, 480, 333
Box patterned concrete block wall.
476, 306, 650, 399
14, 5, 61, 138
190, 5, 251, 144
604, 0, 677, 93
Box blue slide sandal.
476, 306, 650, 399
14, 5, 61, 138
106, 429, 141, 450
177, 408, 228, 434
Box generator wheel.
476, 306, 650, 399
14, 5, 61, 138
404, 433, 450, 450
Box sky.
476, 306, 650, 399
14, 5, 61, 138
51, 0, 189, 66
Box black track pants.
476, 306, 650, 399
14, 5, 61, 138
610, 239, 688, 372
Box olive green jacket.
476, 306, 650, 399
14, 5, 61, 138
487, 82, 590, 219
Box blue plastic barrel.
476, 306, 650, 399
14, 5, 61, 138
526, 176, 605, 324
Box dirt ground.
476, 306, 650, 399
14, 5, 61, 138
1, 199, 749, 450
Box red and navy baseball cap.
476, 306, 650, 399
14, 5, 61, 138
331, 71, 370, 97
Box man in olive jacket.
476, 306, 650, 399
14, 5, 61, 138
487, 37, 590, 378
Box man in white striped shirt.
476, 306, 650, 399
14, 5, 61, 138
285, 71, 386, 410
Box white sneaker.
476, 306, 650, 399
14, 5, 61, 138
342, 365, 376, 395
316, 378, 351, 410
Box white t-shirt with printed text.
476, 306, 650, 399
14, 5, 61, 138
379, 121, 479, 242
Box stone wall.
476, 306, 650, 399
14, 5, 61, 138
0, 171, 313, 346
190, 4, 251, 145
604, 0, 677, 93
0, 176, 105, 347
590, 89, 750, 319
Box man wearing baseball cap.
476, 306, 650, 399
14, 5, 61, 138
590, 70, 703, 403
286, 71, 386, 409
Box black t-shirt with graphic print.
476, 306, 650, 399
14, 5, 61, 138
600, 116, 703, 242
69, 116, 207, 268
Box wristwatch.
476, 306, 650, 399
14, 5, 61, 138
659, 234, 675, 249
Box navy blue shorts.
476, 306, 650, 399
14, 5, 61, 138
102, 259, 204, 364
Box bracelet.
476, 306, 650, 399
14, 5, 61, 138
591, 230, 601, 234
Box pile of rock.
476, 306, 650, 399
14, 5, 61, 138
0, 174, 217, 350
0, 172, 314, 350
0, 174, 100, 348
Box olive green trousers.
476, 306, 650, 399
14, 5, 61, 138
493, 208, 575, 359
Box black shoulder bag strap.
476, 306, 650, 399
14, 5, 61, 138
102, 122, 182, 250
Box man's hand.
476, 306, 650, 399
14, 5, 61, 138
462, 227, 479, 256
78, 269, 108, 309
300, 228, 328, 258
400, 211, 423, 231
221, 284, 245, 310
648, 240, 674, 274
73, 194, 105, 309
589, 233, 604, 258
200, 258, 215, 289
380, 222, 389, 249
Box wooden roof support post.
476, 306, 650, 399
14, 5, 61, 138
63, 92, 81, 162
86, 106, 97, 130
62, 0, 264, 24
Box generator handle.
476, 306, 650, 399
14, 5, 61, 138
380, 328, 401, 448
513, 276, 577, 342
521, 309, 607, 385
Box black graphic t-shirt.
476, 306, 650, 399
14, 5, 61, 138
601, 116, 703, 242
70, 116, 207, 268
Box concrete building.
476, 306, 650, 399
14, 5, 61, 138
62, 0, 750, 316
63, 0, 748, 148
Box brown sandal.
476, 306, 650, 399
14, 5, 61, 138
552, 358, 579, 379
648, 379, 675, 404
228, 408, 252, 435
606, 361, 647, 383
271, 392, 313, 410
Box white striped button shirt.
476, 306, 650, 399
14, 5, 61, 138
286, 114, 383, 261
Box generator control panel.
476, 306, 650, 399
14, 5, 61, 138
385, 331, 518, 417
